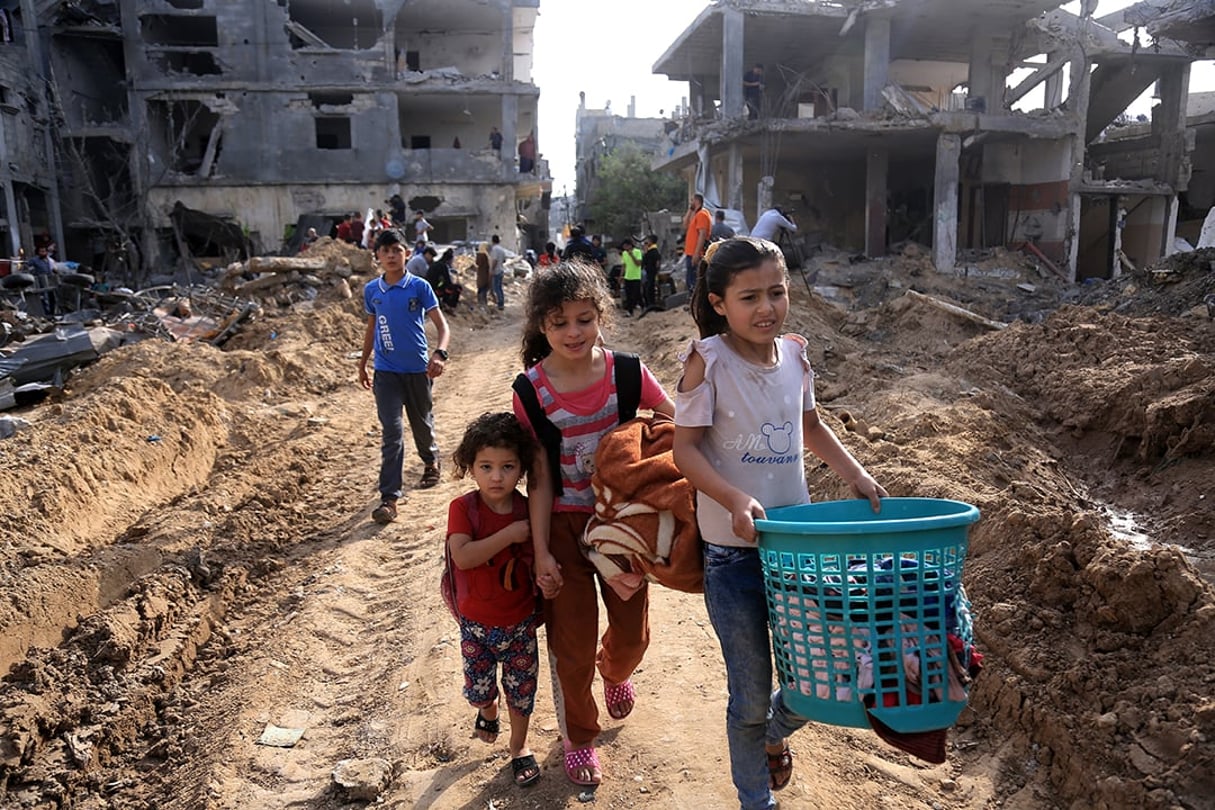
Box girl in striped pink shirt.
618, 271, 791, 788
512, 261, 674, 787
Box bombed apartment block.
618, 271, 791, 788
0, 3, 65, 265
652, 0, 1200, 281
24, 0, 548, 276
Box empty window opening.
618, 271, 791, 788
166, 0, 205, 8
153, 51, 222, 76
287, 0, 382, 50
316, 117, 351, 150
53, 39, 128, 123
140, 15, 218, 46
405, 50, 420, 72
148, 99, 222, 174
66, 137, 136, 221
309, 92, 353, 109
409, 135, 431, 150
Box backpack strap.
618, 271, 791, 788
513, 372, 564, 495
444, 490, 484, 621
613, 351, 642, 423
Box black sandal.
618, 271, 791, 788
474, 710, 500, 742
511, 753, 541, 787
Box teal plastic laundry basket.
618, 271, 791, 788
755, 498, 979, 734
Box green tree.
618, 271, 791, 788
585, 143, 685, 239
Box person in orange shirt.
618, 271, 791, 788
683, 193, 712, 293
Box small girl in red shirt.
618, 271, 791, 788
446, 412, 542, 787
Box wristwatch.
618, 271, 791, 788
433, 348, 449, 361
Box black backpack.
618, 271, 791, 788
512, 352, 642, 495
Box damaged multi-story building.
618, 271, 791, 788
13, 0, 549, 276
652, 0, 1202, 281
0, 1, 65, 265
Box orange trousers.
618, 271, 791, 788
544, 511, 650, 748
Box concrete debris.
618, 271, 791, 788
331, 758, 392, 801
0, 415, 31, 439
255, 724, 305, 748
1198, 208, 1215, 249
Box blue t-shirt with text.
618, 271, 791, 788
363, 273, 438, 374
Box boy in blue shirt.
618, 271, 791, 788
358, 229, 452, 523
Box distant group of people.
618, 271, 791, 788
682, 192, 798, 291
356, 222, 887, 809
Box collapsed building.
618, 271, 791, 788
6, 0, 549, 277
651, 0, 1201, 281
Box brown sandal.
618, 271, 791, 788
371, 499, 398, 524
767, 744, 793, 791
418, 463, 441, 489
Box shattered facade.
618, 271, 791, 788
0, 0, 65, 265
652, 0, 1199, 281
21, 0, 549, 276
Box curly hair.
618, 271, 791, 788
520, 260, 614, 368
450, 412, 538, 482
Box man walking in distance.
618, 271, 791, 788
359, 229, 452, 524
489, 234, 510, 311
683, 193, 712, 292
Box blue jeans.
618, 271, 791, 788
684, 255, 696, 293
703, 543, 808, 810
373, 370, 437, 500
491, 272, 504, 309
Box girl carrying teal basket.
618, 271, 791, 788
672, 237, 887, 810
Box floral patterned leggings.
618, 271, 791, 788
460, 612, 540, 715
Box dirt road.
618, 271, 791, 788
1, 253, 1212, 809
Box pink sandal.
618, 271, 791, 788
563, 744, 602, 786
604, 679, 636, 720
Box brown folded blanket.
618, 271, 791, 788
583, 415, 703, 600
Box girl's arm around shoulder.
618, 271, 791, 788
802, 408, 888, 511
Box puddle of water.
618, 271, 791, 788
1098, 504, 1195, 556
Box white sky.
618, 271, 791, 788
532, 0, 1214, 196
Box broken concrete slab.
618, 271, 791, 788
331, 758, 391, 801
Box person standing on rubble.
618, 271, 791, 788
359, 229, 451, 524
743, 63, 765, 120
489, 234, 511, 311
683, 194, 712, 293
414, 210, 434, 245
28, 244, 56, 318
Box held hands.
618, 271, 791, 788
729, 493, 767, 544
535, 551, 563, 599
850, 472, 888, 512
